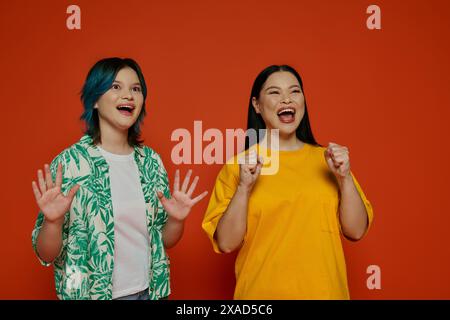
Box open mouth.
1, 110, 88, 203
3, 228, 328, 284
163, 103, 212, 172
277, 107, 296, 123
116, 104, 135, 116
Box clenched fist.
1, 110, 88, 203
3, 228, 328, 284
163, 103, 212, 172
324, 142, 351, 181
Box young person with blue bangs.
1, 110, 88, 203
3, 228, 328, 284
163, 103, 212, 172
31, 58, 208, 300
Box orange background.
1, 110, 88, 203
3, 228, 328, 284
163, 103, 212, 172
1, 0, 449, 299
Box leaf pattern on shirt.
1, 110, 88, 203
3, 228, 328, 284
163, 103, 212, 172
32, 135, 171, 300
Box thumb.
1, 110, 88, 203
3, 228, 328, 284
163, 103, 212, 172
255, 161, 263, 177
257, 155, 264, 165
324, 149, 335, 169
67, 184, 80, 200
156, 190, 169, 206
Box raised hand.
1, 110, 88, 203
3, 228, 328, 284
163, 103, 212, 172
238, 150, 263, 192
324, 142, 351, 180
156, 169, 208, 222
32, 163, 80, 223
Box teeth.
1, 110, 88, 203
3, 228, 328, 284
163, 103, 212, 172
277, 108, 295, 115
118, 105, 134, 110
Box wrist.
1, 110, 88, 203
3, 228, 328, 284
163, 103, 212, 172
338, 173, 353, 188
237, 183, 252, 197
167, 215, 186, 225
44, 216, 65, 228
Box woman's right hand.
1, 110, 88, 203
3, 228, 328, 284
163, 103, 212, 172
32, 163, 80, 223
238, 151, 263, 192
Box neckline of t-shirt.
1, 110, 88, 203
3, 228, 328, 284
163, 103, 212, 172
97, 146, 135, 162
257, 142, 311, 155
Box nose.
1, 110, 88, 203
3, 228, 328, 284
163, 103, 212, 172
121, 89, 134, 100
281, 95, 291, 104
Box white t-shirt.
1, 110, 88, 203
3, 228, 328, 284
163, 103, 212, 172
98, 146, 151, 299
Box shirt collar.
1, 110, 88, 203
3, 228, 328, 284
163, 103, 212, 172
78, 134, 145, 159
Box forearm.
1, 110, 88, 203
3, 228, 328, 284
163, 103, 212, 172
35, 218, 64, 263
215, 185, 251, 253
338, 174, 369, 241
162, 216, 185, 249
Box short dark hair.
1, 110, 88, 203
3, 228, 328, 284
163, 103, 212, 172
247, 64, 319, 148
80, 57, 147, 146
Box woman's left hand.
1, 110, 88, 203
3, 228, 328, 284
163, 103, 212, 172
157, 169, 208, 221
324, 142, 351, 181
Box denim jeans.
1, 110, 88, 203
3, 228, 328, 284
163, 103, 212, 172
114, 288, 150, 300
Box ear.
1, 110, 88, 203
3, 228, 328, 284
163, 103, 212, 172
252, 97, 261, 114
93, 103, 98, 109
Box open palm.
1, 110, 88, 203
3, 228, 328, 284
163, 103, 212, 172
32, 163, 80, 223
157, 169, 208, 221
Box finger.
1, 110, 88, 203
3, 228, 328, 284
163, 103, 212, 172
44, 164, 54, 189
67, 184, 80, 201
55, 163, 63, 187
241, 165, 250, 175
324, 148, 332, 159
325, 153, 335, 169
330, 151, 348, 160
326, 151, 342, 168
333, 152, 349, 161
333, 158, 345, 166
328, 143, 343, 154
328, 142, 339, 148
333, 161, 344, 169
330, 145, 348, 152
328, 146, 347, 157
257, 155, 264, 165
187, 176, 199, 197
254, 161, 263, 177
191, 191, 208, 204
156, 190, 169, 207
248, 164, 257, 173
174, 169, 180, 192
328, 147, 340, 155
331, 155, 342, 164
31, 181, 42, 201
330, 145, 349, 156
331, 149, 349, 155
38, 169, 46, 193
181, 169, 192, 193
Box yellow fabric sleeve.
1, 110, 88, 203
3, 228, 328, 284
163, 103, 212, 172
202, 162, 239, 253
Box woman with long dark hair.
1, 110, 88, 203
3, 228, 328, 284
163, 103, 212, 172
31, 58, 208, 300
202, 65, 373, 299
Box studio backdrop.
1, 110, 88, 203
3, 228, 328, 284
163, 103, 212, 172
0, 0, 449, 299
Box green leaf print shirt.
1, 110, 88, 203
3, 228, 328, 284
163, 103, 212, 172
32, 135, 171, 300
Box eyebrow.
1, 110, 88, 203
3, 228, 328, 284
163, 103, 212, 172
264, 85, 301, 91
112, 80, 141, 86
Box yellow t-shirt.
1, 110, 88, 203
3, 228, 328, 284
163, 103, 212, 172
202, 143, 374, 299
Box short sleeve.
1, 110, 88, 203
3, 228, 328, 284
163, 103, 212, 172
201, 162, 239, 254
31, 152, 73, 266
155, 153, 171, 230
